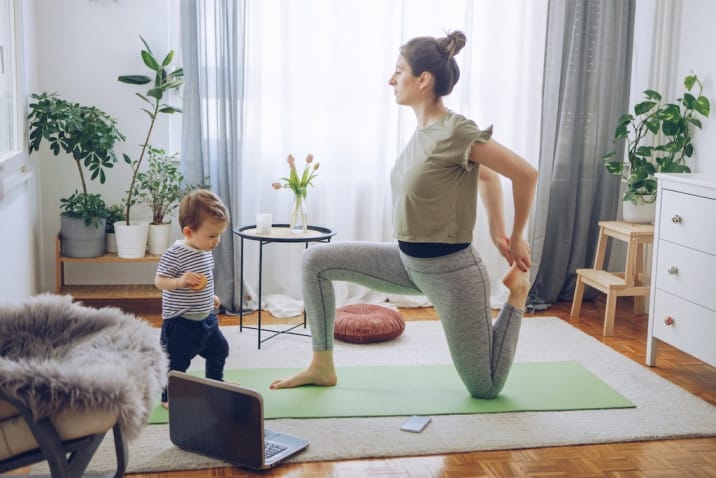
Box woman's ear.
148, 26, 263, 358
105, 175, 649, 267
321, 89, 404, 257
418, 71, 434, 90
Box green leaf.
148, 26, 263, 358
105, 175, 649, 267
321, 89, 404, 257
687, 117, 703, 129
614, 124, 628, 140
644, 117, 660, 134
162, 79, 184, 90
141, 50, 162, 72
123, 153, 132, 164
634, 100, 656, 115
162, 50, 175, 67
635, 146, 652, 157
694, 96, 710, 117
661, 119, 680, 136
140, 35, 152, 54
604, 160, 623, 175
643, 89, 662, 101
147, 88, 164, 100
684, 74, 696, 90
118, 75, 152, 85
682, 93, 695, 109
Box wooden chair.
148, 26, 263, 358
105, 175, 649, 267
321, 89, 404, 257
570, 221, 654, 336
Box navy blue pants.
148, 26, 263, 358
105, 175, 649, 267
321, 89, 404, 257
160, 314, 230, 402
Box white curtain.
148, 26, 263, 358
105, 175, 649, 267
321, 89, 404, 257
237, 0, 547, 316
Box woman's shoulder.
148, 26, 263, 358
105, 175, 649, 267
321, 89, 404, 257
445, 111, 493, 142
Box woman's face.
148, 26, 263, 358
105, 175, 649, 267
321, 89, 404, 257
388, 55, 420, 106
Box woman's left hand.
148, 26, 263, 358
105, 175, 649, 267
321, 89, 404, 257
509, 236, 532, 272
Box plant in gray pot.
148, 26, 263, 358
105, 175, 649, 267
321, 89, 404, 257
115, 37, 183, 258
28, 92, 125, 257
603, 73, 710, 223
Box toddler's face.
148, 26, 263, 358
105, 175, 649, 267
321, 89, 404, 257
184, 218, 227, 251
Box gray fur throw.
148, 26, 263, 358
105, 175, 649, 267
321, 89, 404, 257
0, 294, 167, 441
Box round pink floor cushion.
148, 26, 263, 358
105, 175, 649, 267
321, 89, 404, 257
334, 304, 405, 344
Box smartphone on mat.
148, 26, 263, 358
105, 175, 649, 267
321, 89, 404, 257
400, 415, 432, 433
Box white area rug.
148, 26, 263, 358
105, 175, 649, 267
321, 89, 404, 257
31, 317, 716, 474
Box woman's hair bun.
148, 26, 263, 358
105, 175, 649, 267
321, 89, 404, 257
437, 30, 467, 59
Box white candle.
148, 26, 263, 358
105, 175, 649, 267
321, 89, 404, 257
255, 213, 272, 234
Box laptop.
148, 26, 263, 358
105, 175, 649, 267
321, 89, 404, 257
167, 371, 310, 470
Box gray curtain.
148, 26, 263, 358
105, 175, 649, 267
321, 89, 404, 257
529, 0, 635, 306
180, 0, 246, 311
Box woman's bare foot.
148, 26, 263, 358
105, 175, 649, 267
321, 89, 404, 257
503, 263, 531, 310
270, 351, 337, 389
160, 401, 168, 409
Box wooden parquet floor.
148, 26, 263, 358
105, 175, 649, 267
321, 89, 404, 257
7, 297, 716, 477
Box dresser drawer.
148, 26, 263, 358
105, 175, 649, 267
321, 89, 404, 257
652, 290, 716, 366
658, 189, 716, 254
654, 240, 716, 311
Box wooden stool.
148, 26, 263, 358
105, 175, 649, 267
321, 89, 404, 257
570, 221, 654, 336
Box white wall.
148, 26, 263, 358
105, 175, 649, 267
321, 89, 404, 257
29, 0, 180, 292
630, 0, 716, 174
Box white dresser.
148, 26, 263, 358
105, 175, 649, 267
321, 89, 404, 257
646, 173, 716, 367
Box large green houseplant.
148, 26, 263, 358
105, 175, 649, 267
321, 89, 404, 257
113, 37, 183, 258
603, 73, 710, 222
28, 92, 125, 257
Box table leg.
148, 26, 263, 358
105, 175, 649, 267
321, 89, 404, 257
239, 237, 245, 332
257, 240, 264, 349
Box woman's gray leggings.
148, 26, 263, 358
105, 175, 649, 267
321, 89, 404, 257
302, 241, 524, 398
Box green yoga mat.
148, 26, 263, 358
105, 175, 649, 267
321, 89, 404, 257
149, 361, 633, 424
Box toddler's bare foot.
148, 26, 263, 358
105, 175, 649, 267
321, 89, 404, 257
270, 351, 337, 389
503, 263, 531, 310
160, 401, 168, 409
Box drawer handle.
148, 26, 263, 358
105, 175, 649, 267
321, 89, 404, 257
667, 266, 679, 275
664, 316, 675, 326
671, 214, 682, 224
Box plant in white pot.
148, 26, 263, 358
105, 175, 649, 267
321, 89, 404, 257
28, 92, 125, 257
115, 37, 183, 258
603, 73, 710, 223
132, 148, 184, 255
104, 203, 126, 254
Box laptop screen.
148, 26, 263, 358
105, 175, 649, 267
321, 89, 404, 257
168, 373, 264, 469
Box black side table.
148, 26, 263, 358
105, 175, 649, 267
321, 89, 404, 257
235, 224, 336, 348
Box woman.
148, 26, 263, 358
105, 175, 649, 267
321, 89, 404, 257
271, 30, 538, 398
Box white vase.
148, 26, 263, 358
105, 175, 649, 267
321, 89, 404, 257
114, 221, 149, 258
622, 199, 656, 224
148, 223, 172, 255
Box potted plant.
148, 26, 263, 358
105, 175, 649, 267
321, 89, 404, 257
114, 36, 183, 258
132, 148, 184, 254
603, 73, 710, 223
104, 203, 126, 253
28, 92, 125, 257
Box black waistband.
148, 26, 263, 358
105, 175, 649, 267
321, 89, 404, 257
398, 241, 470, 258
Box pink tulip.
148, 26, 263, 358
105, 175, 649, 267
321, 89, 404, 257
287, 154, 296, 170
313, 162, 320, 171
305, 153, 314, 164
271, 182, 282, 190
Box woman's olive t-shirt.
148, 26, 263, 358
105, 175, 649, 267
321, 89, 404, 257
390, 111, 492, 244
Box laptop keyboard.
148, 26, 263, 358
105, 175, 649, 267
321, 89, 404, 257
265, 441, 287, 459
